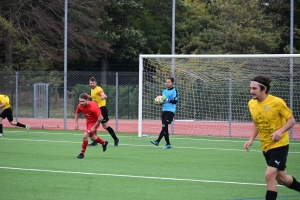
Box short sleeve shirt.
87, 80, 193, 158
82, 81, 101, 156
0, 94, 10, 110
248, 94, 292, 151
91, 86, 106, 107
76, 101, 101, 125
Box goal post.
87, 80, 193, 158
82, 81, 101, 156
138, 54, 300, 139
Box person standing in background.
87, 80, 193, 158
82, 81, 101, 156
150, 77, 178, 149
88, 77, 119, 147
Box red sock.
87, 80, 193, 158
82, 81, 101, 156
95, 136, 105, 145
81, 140, 88, 154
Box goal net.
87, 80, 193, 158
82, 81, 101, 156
138, 54, 300, 139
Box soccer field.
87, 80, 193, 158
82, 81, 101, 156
0, 129, 299, 200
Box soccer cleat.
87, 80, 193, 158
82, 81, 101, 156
77, 153, 84, 159
162, 145, 172, 150
102, 141, 109, 152
0, 133, 3, 137
114, 138, 119, 147
88, 141, 98, 146
25, 124, 29, 133
150, 140, 159, 146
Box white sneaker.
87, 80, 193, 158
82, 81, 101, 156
0, 133, 3, 137
25, 124, 29, 132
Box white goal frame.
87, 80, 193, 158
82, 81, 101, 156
138, 54, 300, 138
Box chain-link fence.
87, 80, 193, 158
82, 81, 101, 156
1, 70, 299, 139
0, 71, 139, 120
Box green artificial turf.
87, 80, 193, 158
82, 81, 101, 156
0, 128, 299, 200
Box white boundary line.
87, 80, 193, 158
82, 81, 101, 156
4, 130, 300, 144
0, 137, 299, 153
4, 130, 300, 143
0, 166, 271, 187
0, 138, 82, 144
3, 130, 133, 137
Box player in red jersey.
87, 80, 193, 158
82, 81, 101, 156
75, 93, 108, 159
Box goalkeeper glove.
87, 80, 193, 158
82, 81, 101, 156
161, 96, 169, 103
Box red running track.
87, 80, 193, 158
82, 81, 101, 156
2, 118, 300, 140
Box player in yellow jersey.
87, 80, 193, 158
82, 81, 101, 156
244, 75, 300, 199
88, 77, 119, 147
0, 94, 29, 136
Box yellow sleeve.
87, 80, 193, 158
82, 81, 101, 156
278, 98, 292, 120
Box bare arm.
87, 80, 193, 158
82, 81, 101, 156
89, 114, 104, 133
244, 123, 258, 151
0, 102, 6, 108
271, 115, 296, 142
101, 93, 107, 100
74, 113, 79, 130
100, 92, 107, 100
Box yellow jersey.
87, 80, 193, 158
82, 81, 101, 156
0, 94, 11, 110
248, 94, 292, 152
91, 86, 106, 107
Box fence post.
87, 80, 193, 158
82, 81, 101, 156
229, 73, 232, 137
115, 72, 118, 132
15, 72, 18, 121
128, 84, 130, 119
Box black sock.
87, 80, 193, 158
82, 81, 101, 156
106, 126, 118, 140
157, 125, 170, 145
157, 130, 164, 143
0, 124, 3, 133
16, 122, 26, 128
287, 177, 300, 192
266, 190, 277, 200
164, 132, 170, 145
164, 126, 170, 145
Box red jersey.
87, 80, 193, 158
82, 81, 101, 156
76, 101, 101, 125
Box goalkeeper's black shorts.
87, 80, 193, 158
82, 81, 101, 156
161, 111, 175, 124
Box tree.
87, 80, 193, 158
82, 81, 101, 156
176, 0, 284, 54
0, 0, 111, 71
97, 0, 180, 72
259, 0, 300, 53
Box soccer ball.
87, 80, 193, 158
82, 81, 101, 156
154, 96, 163, 105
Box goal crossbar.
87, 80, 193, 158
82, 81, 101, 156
140, 54, 300, 59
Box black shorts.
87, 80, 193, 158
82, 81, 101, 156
263, 145, 289, 171
0, 108, 14, 122
161, 111, 175, 124
100, 106, 109, 124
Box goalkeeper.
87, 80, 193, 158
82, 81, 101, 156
87, 77, 119, 147
150, 77, 178, 149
